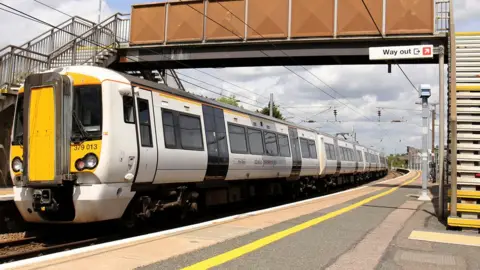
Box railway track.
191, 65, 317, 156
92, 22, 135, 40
0, 233, 121, 264
0, 170, 404, 265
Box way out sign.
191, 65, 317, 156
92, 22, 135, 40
369, 45, 434, 60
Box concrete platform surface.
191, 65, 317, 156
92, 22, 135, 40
3, 172, 418, 270
143, 174, 480, 270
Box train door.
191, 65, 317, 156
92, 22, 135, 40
287, 127, 301, 180
353, 145, 358, 174
202, 105, 229, 181
333, 138, 341, 175
133, 87, 158, 183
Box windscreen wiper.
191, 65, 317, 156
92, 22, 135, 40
72, 111, 90, 142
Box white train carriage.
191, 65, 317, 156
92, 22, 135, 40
337, 140, 356, 175
355, 144, 367, 174
9, 66, 387, 224
318, 133, 337, 177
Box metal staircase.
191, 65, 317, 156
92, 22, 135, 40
0, 13, 131, 94
448, 33, 480, 229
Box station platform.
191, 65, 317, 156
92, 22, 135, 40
4, 171, 480, 270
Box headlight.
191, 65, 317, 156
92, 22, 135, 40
12, 157, 23, 172
75, 159, 86, 171
84, 153, 98, 169
75, 153, 98, 171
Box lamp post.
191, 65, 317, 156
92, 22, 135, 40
98, 0, 102, 24
418, 84, 432, 201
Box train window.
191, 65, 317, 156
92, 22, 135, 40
324, 144, 330, 159
308, 140, 317, 159
357, 150, 363, 162
300, 138, 310, 158
73, 85, 102, 139
248, 128, 264, 155
339, 147, 345, 161
278, 134, 290, 157
12, 94, 24, 145
162, 110, 176, 148
123, 96, 135, 124
179, 114, 204, 151
324, 144, 331, 160
325, 143, 334, 160
264, 132, 279, 156
228, 124, 248, 154
137, 98, 153, 147
329, 144, 337, 160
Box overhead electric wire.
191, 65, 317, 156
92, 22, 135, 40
198, 0, 397, 139
33, 0, 71, 18
1, 2, 307, 123
26, 0, 329, 124
178, 0, 377, 124
31, 0, 347, 130
360, 0, 420, 94
0, 6, 38, 22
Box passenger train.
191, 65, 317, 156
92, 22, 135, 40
9, 66, 388, 225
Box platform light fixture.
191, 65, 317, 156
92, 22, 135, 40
418, 84, 431, 98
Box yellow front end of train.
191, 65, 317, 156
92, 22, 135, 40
8, 68, 126, 223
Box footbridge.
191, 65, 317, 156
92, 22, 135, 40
114, 0, 450, 71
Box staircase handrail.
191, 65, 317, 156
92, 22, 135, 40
0, 16, 95, 57
42, 13, 129, 59
0, 13, 131, 90
49, 13, 130, 67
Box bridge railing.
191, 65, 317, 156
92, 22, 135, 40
435, 0, 450, 33
0, 13, 130, 92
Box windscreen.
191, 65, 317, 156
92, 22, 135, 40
12, 94, 24, 145
72, 85, 102, 141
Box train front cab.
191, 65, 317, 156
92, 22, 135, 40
10, 70, 134, 223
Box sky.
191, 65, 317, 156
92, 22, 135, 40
1, 0, 479, 155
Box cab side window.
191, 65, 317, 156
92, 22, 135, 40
123, 96, 135, 124
137, 98, 153, 147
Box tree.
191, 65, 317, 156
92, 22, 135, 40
387, 154, 407, 168
257, 101, 284, 120
217, 95, 240, 107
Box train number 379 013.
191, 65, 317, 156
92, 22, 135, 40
73, 144, 98, 151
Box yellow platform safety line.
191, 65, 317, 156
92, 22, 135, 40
456, 32, 480, 36
448, 217, 480, 229
457, 85, 480, 91
448, 203, 480, 213
448, 189, 480, 199
409, 230, 480, 247
181, 172, 420, 270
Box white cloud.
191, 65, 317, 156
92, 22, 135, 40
0, 0, 113, 48
455, 0, 480, 22
179, 62, 445, 154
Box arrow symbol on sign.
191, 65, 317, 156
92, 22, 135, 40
413, 48, 420, 55
423, 47, 432, 55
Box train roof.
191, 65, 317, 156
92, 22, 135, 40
27, 65, 383, 154
121, 72, 321, 131
122, 72, 384, 153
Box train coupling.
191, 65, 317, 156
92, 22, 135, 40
32, 189, 59, 212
